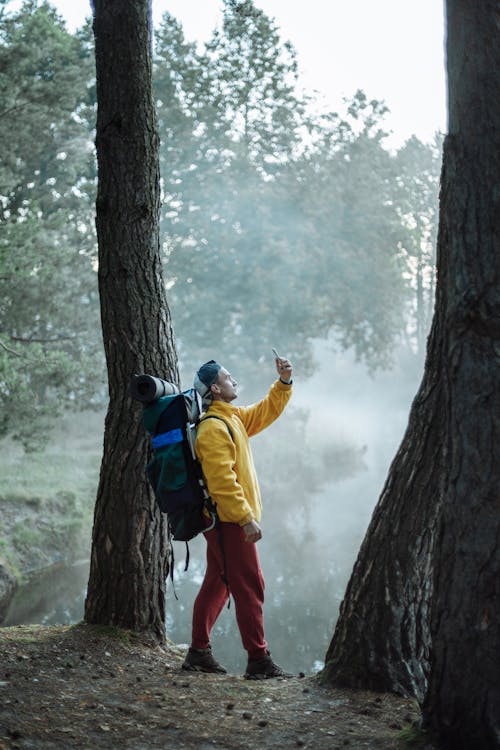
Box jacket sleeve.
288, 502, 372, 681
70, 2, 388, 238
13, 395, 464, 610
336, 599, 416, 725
235, 379, 292, 437
195, 419, 254, 526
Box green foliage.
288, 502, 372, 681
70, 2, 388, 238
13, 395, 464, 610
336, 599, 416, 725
0, 1, 103, 450
394, 134, 442, 352
0, 537, 21, 580
202, 0, 303, 169
0, 0, 441, 449
154, 1, 441, 381
0, 410, 101, 577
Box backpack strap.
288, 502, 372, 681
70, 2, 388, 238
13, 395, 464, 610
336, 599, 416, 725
200, 414, 234, 441
197, 414, 235, 609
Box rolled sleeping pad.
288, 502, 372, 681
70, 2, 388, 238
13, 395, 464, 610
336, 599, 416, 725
129, 374, 179, 403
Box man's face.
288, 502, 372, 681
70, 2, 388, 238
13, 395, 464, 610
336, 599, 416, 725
211, 367, 238, 403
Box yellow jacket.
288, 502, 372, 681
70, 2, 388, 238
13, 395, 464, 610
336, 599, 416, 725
195, 379, 292, 526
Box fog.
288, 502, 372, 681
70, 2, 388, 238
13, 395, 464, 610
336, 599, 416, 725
1, 0, 434, 676
166, 341, 424, 674
4, 341, 424, 675
297, 340, 420, 543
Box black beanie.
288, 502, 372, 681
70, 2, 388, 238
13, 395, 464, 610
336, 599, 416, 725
193, 360, 222, 397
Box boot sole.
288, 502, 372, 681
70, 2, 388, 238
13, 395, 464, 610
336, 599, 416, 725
182, 663, 227, 674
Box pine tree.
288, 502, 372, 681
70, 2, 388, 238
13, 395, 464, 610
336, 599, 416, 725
84, 0, 177, 640
321, 7, 500, 747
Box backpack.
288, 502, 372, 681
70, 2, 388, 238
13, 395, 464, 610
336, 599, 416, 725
129, 374, 231, 542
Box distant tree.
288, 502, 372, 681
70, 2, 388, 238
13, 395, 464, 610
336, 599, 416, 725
287, 92, 414, 369
84, 0, 178, 640
202, 0, 303, 171
154, 5, 435, 379
0, 2, 100, 449
394, 135, 442, 354
0, 0, 441, 452
321, 4, 500, 747
154, 0, 307, 377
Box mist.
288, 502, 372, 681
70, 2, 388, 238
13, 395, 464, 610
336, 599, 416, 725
167, 341, 424, 674
3, 340, 424, 675
1, 0, 434, 677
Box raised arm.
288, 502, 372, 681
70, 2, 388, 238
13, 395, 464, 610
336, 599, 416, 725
236, 356, 293, 437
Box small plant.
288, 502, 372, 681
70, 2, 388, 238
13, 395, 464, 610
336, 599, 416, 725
398, 722, 429, 748
12, 521, 40, 551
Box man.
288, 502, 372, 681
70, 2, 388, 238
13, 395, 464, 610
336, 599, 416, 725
182, 355, 293, 679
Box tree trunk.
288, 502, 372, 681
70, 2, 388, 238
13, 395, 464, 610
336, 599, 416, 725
422, 1, 500, 746
321, 0, 500, 714
84, 0, 178, 642
320, 310, 444, 699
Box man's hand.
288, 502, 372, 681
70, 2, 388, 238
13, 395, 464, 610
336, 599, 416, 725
242, 519, 262, 543
275, 356, 293, 383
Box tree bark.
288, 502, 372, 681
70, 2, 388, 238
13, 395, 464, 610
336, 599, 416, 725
84, 0, 178, 642
320, 312, 443, 699
422, 1, 500, 746
321, 155, 448, 703
321, 0, 500, 717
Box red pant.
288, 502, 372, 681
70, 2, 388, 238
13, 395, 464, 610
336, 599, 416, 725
191, 522, 268, 659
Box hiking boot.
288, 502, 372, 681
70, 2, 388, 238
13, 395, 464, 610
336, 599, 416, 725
182, 646, 227, 674
244, 651, 293, 680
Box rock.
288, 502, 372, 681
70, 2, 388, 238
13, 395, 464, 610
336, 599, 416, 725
0, 562, 18, 623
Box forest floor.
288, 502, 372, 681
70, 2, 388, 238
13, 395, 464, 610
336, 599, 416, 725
0, 624, 438, 750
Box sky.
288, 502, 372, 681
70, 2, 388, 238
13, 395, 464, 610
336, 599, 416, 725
35, 0, 447, 149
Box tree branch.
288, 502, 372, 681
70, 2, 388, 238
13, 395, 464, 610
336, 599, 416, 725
0, 338, 22, 357
10, 334, 76, 344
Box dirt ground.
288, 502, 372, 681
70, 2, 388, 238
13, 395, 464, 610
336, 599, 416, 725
0, 624, 435, 750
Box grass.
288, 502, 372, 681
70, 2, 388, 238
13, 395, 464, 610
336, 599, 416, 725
72, 622, 144, 644
11, 521, 40, 548
0, 410, 103, 582
397, 722, 430, 748
0, 537, 22, 580
0, 411, 103, 501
